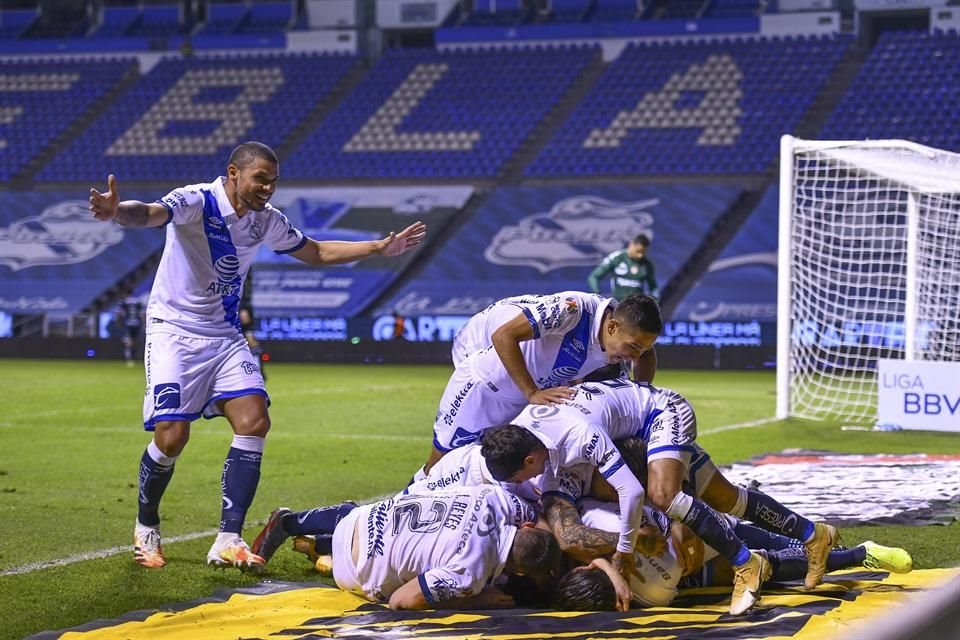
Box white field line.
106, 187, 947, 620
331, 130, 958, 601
0, 493, 398, 578
1, 418, 783, 577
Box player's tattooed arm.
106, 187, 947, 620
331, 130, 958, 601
543, 494, 617, 562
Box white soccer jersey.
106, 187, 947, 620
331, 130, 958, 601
335, 485, 535, 605
149, 177, 306, 338
455, 292, 616, 401
400, 445, 540, 504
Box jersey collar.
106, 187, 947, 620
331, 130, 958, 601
594, 297, 616, 351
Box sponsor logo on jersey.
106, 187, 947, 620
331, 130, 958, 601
449, 427, 480, 448
484, 195, 657, 272
583, 433, 601, 461
154, 383, 181, 410
207, 216, 224, 229
0, 200, 124, 271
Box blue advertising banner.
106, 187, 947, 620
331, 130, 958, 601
378, 183, 741, 316
672, 185, 778, 325
249, 186, 472, 317
0, 190, 165, 314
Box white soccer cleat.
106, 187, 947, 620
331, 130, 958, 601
206, 536, 265, 574
133, 522, 166, 569
729, 551, 771, 616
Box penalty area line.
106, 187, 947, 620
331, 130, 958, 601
699, 416, 780, 436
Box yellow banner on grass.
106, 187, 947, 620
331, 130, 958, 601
59, 568, 960, 640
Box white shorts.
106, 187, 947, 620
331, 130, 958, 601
332, 506, 365, 597
645, 388, 699, 467
142, 327, 267, 430
432, 363, 525, 452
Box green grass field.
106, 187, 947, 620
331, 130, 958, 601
1, 359, 958, 640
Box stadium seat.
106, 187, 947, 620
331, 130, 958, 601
0, 8, 37, 39
92, 6, 141, 37
197, 3, 248, 35
237, 1, 294, 34
127, 4, 183, 38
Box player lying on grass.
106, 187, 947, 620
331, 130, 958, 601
482, 378, 840, 615
251, 484, 562, 610
554, 498, 913, 611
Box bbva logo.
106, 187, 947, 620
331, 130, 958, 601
484, 195, 656, 273
0, 200, 123, 271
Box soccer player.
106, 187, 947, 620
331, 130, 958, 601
419, 292, 662, 478
251, 485, 562, 610
588, 234, 659, 302
483, 378, 839, 615
115, 290, 145, 367
555, 498, 913, 611
88, 141, 426, 572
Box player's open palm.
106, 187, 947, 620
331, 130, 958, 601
528, 386, 575, 406
90, 174, 120, 222
380, 221, 427, 257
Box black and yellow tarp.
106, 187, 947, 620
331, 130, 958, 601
49, 568, 960, 640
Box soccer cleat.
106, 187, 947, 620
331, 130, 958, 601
206, 536, 265, 574
729, 551, 771, 616
862, 541, 913, 574
251, 507, 291, 563
803, 522, 840, 590
293, 535, 334, 576
133, 525, 166, 569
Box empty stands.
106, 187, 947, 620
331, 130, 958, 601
284, 45, 598, 180
527, 35, 850, 177
0, 58, 135, 183
821, 30, 960, 153
36, 52, 356, 183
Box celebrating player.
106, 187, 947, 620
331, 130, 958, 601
418, 292, 662, 480
482, 378, 839, 615
88, 141, 426, 572
251, 485, 562, 610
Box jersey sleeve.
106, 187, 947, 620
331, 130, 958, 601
511, 293, 588, 340
416, 541, 497, 604
574, 424, 645, 554
156, 187, 204, 225
588, 251, 620, 293
262, 208, 308, 255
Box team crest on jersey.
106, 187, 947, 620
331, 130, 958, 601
484, 195, 656, 273
0, 200, 123, 271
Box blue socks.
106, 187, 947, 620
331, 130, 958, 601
668, 492, 752, 567
766, 545, 866, 581
284, 502, 358, 537
219, 435, 264, 534
137, 441, 177, 527
735, 487, 816, 542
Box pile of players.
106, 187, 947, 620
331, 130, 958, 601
250, 291, 913, 615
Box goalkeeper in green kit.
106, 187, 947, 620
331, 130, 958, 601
586, 234, 659, 383
589, 234, 659, 302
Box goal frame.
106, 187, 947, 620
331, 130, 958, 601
775, 134, 960, 421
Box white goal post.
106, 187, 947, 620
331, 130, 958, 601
776, 135, 960, 423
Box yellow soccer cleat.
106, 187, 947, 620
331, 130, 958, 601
729, 551, 771, 616
862, 541, 913, 574
803, 522, 840, 590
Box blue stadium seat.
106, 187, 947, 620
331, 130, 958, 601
92, 6, 141, 37
548, 0, 591, 22
237, 1, 294, 34
198, 3, 248, 35
821, 30, 960, 154
36, 53, 357, 183
284, 46, 599, 180
0, 58, 135, 182
526, 35, 851, 177
127, 4, 183, 38
0, 8, 37, 39
590, 0, 638, 22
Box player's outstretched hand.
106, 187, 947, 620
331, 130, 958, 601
379, 221, 427, 257
473, 586, 515, 609
528, 386, 575, 406
636, 525, 668, 559
90, 174, 120, 222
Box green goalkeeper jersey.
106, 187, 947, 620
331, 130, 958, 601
588, 250, 659, 301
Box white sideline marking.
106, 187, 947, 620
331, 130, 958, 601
699, 416, 780, 435
2, 417, 782, 577
0, 494, 396, 578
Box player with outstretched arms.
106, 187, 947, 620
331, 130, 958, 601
88, 141, 425, 572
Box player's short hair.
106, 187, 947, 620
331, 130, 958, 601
511, 527, 562, 590
228, 141, 278, 170
631, 234, 651, 247
480, 424, 545, 482
554, 566, 616, 611
614, 294, 663, 335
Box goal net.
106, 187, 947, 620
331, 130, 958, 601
776, 136, 960, 423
